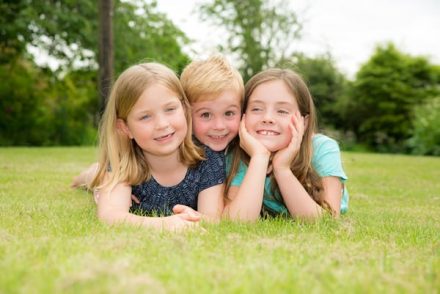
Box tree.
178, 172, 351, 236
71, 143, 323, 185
0, 0, 98, 67
408, 96, 440, 155
113, 0, 190, 75
347, 43, 440, 152
0, 0, 191, 145
198, 0, 301, 81
99, 0, 113, 113
0, 58, 51, 145
279, 53, 348, 129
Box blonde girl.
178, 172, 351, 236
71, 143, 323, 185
224, 68, 349, 221
90, 63, 224, 230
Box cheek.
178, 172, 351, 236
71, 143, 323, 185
192, 119, 209, 137
228, 117, 241, 134
281, 121, 293, 145
244, 114, 255, 131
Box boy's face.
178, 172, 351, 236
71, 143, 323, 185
191, 90, 242, 151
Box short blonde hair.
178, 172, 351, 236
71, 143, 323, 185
180, 54, 244, 104
90, 62, 203, 191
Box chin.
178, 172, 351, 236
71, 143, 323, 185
207, 143, 227, 152
265, 143, 289, 153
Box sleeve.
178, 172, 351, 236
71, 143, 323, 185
225, 152, 247, 187
198, 146, 226, 192
230, 161, 247, 186
312, 136, 348, 182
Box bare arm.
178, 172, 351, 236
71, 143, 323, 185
196, 184, 225, 222
272, 112, 322, 220
96, 181, 200, 231
321, 176, 343, 217
223, 118, 270, 221
273, 168, 323, 219
71, 162, 99, 189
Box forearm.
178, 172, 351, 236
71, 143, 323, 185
223, 155, 269, 221
274, 168, 322, 219
97, 207, 166, 229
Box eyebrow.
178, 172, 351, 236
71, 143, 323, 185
193, 104, 240, 112
249, 100, 293, 106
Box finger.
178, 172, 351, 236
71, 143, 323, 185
291, 112, 305, 137
239, 118, 247, 138
174, 204, 201, 216
131, 194, 140, 204
172, 204, 185, 214
180, 212, 201, 222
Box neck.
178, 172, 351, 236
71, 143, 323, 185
144, 151, 188, 186
145, 151, 183, 173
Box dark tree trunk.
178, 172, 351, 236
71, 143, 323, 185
98, 0, 113, 116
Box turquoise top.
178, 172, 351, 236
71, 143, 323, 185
226, 134, 349, 215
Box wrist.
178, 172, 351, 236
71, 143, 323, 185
273, 165, 291, 175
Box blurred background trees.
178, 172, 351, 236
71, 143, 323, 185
1, 0, 439, 155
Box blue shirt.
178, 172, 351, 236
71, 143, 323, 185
227, 134, 349, 215
131, 146, 225, 215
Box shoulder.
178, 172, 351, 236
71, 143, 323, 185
312, 134, 347, 180
312, 134, 340, 155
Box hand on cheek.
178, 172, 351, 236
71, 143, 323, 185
272, 111, 305, 171
239, 115, 270, 158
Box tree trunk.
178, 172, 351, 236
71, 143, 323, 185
98, 0, 113, 116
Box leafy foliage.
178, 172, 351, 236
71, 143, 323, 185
347, 43, 440, 152
408, 97, 440, 155
198, 0, 301, 81
0, 58, 51, 145
280, 53, 348, 129
0, 0, 191, 145
113, 0, 190, 75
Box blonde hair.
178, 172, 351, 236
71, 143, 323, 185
90, 62, 203, 191
180, 54, 244, 104
226, 68, 331, 213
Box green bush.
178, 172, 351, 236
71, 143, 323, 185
408, 97, 440, 155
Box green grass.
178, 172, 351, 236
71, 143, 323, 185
0, 147, 439, 293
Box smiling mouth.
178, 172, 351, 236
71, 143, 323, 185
256, 130, 279, 136
208, 134, 228, 140
154, 132, 174, 141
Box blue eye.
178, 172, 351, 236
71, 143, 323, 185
140, 114, 151, 120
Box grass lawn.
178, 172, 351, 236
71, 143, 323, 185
0, 147, 439, 293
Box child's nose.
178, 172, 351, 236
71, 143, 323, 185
155, 114, 169, 129
213, 117, 226, 130
262, 112, 274, 124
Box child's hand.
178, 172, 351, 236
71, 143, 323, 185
272, 111, 305, 171
239, 115, 270, 158
172, 204, 201, 221
162, 205, 201, 231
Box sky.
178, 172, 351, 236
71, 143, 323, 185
156, 0, 440, 78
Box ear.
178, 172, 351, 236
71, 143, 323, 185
116, 119, 133, 139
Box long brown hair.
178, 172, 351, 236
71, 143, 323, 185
226, 68, 331, 211
90, 63, 203, 192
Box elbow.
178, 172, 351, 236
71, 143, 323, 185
97, 207, 124, 225
292, 206, 324, 221
222, 208, 259, 222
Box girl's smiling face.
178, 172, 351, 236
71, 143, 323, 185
121, 83, 187, 158
244, 80, 299, 152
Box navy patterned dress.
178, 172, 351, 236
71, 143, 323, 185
131, 146, 225, 216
